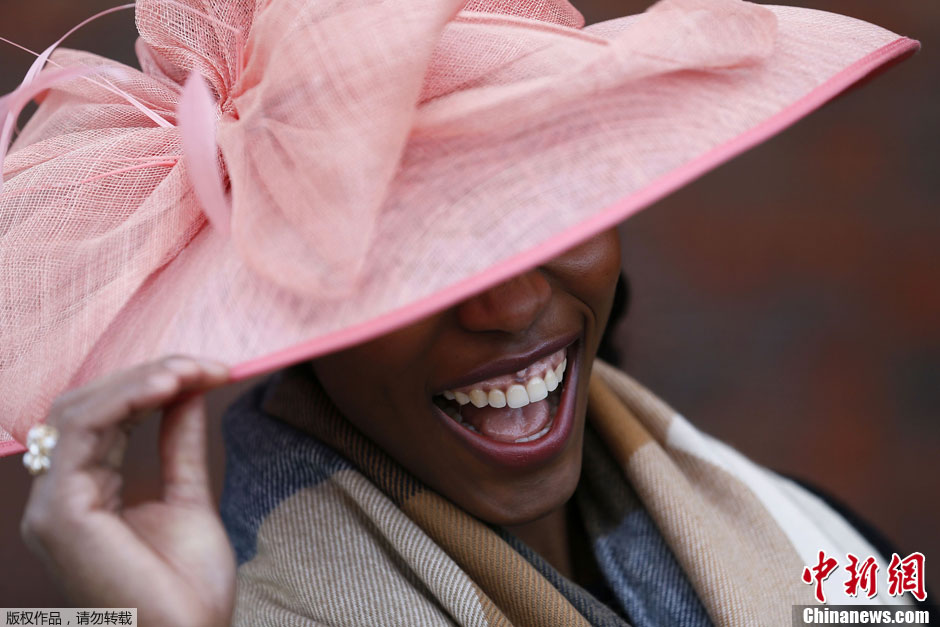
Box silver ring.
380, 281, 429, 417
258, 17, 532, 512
23, 424, 59, 476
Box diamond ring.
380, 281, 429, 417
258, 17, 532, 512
23, 424, 59, 476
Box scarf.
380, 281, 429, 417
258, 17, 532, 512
219, 361, 908, 626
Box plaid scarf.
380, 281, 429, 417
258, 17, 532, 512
220, 361, 909, 626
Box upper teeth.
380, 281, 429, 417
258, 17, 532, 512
441, 358, 566, 410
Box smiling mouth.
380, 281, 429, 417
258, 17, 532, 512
432, 348, 568, 443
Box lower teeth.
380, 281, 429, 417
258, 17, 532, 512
513, 421, 553, 443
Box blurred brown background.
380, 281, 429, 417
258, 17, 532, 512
1, 0, 937, 607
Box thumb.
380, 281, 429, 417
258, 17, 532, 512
159, 393, 214, 508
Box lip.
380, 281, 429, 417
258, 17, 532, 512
431, 330, 580, 394
430, 338, 582, 470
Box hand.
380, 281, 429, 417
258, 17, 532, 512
20, 356, 236, 627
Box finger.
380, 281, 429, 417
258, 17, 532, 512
160, 393, 213, 509
57, 355, 227, 408
40, 355, 225, 444
63, 356, 229, 432
46, 357, 228, 476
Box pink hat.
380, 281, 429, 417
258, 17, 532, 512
0, 0, 919, 455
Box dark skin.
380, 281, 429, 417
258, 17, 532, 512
309, 228, 622, 581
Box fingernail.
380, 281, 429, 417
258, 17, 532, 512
199, 359, 229, 378
148, 372, 178, 392
164, 357, 200, 376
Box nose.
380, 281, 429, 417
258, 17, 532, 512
455, 269, 552, 334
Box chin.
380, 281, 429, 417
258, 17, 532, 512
454, 431, 586, 527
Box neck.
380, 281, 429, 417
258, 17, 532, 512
504, 505, 574, 578
503, 500, 601, 586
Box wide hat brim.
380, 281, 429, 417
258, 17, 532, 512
0, 0, 919, 454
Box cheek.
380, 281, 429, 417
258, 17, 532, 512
551, 229, 622, 312
307, 316, 443, 446
310, 312, 443, 398
309, 353, 381, 423
311, 354, 421, 476
308, 343, 396, 435
583, 229, 623, 291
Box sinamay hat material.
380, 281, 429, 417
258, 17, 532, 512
0, 0, 919, 454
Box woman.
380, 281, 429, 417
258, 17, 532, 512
20, 230, 623, 626
2, 0, 924, 624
